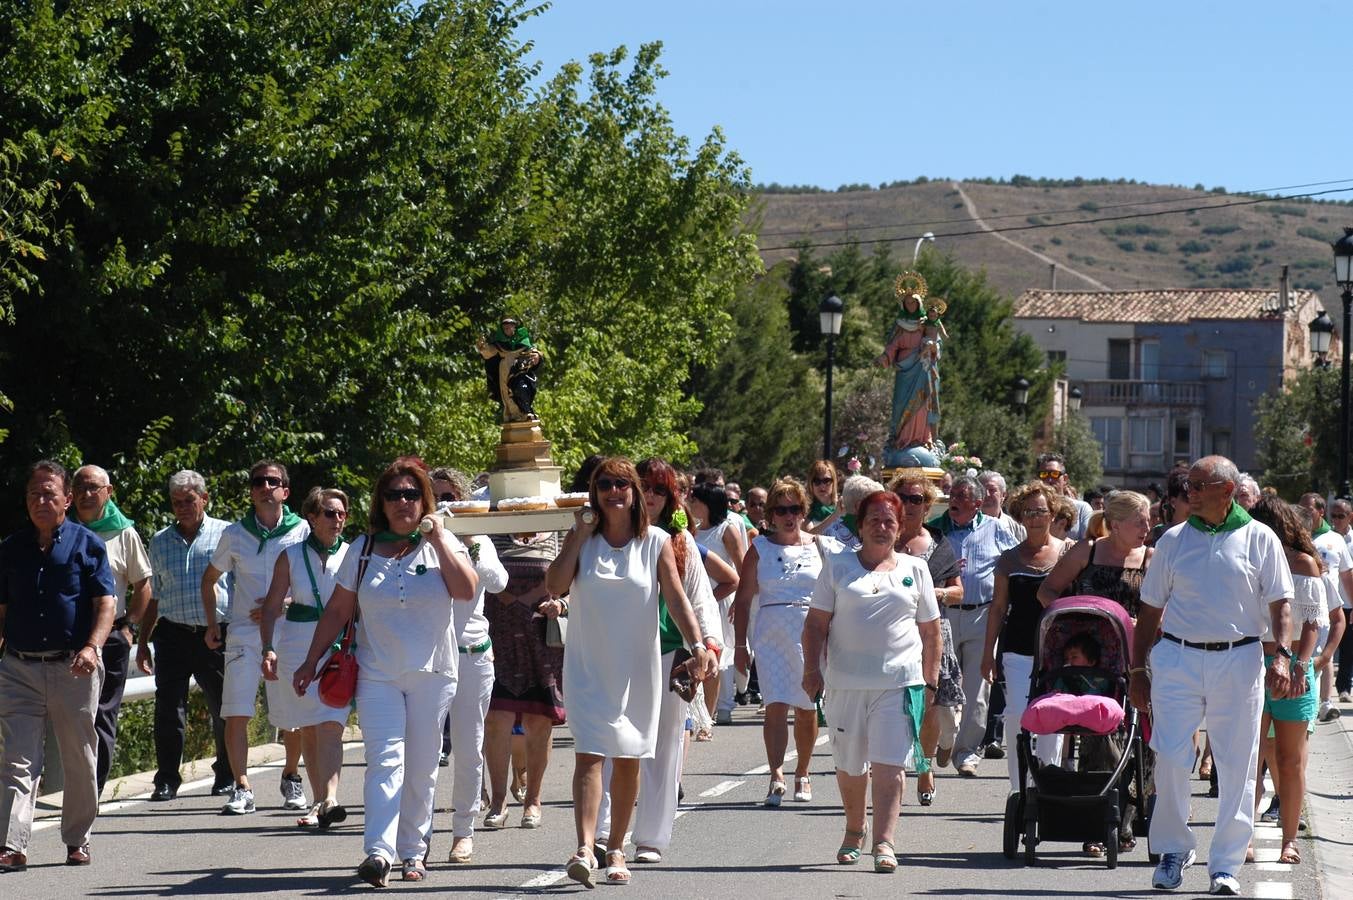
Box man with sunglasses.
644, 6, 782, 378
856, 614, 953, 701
70, 465, 153, 798
1132, 456, 1293, 896
201, 461, 310, 815
137, 470, 233, 801
926, 474, 1021, 777
1034, 453, 1092, 540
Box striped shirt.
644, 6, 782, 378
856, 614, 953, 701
149, 516, 230, 626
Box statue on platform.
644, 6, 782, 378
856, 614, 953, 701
477, 317, 544, 423
876, 271, 947, 468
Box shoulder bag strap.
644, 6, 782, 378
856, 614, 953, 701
339, 535, 374, 652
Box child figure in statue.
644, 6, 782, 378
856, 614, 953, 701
477, 317, 544, 423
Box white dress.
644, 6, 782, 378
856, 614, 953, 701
564, 528, 670, 758
696, 520, 739, 670
267, 540, 352, 729
749, 535, 832, 709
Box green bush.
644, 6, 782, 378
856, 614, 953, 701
1177, 240, 1210, 255
1298, 226, 1332, 242
1117, 240, 1137, 252
1078, 201, 1100, 212
1102, 223, 1170, 237
1201, 224, 1240, 236
1217, 255, 1254, 274
1142, 241, 1166, 253
1256, 239, 1276, 250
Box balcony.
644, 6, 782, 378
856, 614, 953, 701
1079, 380, 1205, 407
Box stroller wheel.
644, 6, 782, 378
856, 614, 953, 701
1002, 794, 1021, 861
1023, 820, 1038, 866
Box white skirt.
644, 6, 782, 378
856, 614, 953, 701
265, 614, 349, 730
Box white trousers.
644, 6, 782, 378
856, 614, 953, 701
1148, 639, 1263, 877
357, 671, 456, 863
447, 649, 495, 838
947, 606, 992, 766
597, 651, 687, 851
1000, 652, 1063, 793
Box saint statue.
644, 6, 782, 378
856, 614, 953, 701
477, 316, 544, 423
875, 271, 946, 467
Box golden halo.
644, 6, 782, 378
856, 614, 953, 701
925, 296, 948, 317
894, 271, 928, 301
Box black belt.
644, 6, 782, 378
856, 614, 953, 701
160, 619, 212, 634
1162, 632, 1259, 652
10, 648, 74, 661
956, 603, 989, 611
759, 602, 809, 609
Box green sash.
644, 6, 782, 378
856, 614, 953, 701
87, 498, 134, 533
1186, 501, 1251, 535
239, 509, 303, 553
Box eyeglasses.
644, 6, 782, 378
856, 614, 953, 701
382, 488, 422, 503
1332, 512, 1350, 520
1184, 478, 1227, 492
641, 482, 670, 497
251, 475, 283, 489
812, 477, 834, 487
319, 508, 347, 520
1021, 508, 1052, 518
896, 493, 928, 506
771, 504, 804, 517
596, 478, 631, 493
437, 492, 458, 503
72, 482, 110, 495
1037, 470, 1065, 481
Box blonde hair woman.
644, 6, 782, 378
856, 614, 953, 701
1038, 491, 1153, 618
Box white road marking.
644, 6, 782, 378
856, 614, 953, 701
701, 779, 745, 798
1252, 881, 1294, 899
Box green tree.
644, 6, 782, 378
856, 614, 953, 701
0, 1, 758, 529
1050, 412, 1104, 491
1253, 366, 1341, 499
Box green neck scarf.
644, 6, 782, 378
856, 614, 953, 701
374, 529, 420, 547
308, 534, 344, 556
488, 324, 533, 351
810, 500, 835, 523
841, 513, 859, 538
1186, 501, 1252, 535
239, 508, 303, 553
928, 510, 984, 535
86, 498, 134, 534
1314, 519, 1333, 538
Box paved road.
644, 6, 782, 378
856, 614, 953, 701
19, 703, 1336, 899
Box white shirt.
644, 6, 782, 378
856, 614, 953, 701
1140, 519, 1293, 642
810, 549, 940, 690
454, 535, 508, 648
1313, 529, 1352, 613
94, 525, 153, 618
337, 534, 469, 682
210, 516, 310, 639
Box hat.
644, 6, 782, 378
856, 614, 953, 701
500, 316, 519, 326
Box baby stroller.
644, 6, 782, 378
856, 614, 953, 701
1002, 595, 1149, 869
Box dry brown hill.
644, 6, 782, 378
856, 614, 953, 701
751, 179, 1352, 313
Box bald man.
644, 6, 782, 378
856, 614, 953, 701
72, 465, 152, 795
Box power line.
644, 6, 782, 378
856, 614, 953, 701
756, 186, 1353, 253
757, 177, 1353, 237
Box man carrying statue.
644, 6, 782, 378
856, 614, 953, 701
477, 317, 544, 423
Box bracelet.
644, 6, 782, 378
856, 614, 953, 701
1129, 667, 1149, 676
925, 683, 938, 692
803, 668, 820, 675
735, 645, 749, 650
263, 644, 274, 654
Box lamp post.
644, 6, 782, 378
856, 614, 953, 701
1310, 310, 1334, 369
1068, 385, 1083, 412
1331, 228, 1353, 497
913, 231, 936, 264
820, 294, 844, 460
1011, 375, 1031, 408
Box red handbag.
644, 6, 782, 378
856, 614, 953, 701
318, 536, 372, 708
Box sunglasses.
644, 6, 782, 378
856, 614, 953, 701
1184, 478, 1227, 492
596, 478, 631, 493
641, 482, 670, 497
1037, 470, 1064, 481
896, 493, 927, 506
382, 488, 422, 503
319, 508, 347, 520
771, 504, 805, 517
437, 492, 458, 503
812, 477, 834, 487
251, 475, 283, 489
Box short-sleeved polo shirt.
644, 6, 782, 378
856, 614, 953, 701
0, 517, 116, 652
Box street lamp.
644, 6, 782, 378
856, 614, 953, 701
913, 231, 936, 264
820, 294, 844, 460
1011, 375, 1031, 408
1310, 309, 1335, 369
1068, 385, 1083, 412
1332, 227, 1353, 497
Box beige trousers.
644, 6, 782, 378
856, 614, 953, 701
0, 652, 103, 852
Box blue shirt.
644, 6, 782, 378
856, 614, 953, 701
149, 516, 230, 627
930, 511, 1022, 607
0, 517, 116, 652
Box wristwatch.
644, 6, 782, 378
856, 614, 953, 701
1274, 646, 1294, 661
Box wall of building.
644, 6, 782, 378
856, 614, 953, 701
1014, 318, 1134, 379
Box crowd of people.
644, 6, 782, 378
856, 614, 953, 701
0, 451, 1348, 895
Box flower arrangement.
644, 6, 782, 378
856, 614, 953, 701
936, 440, 981, 477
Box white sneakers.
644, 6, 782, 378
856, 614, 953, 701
1209, 872, 1240, 895
280, 773, 308, 810
222, 785, 255, 815
1150, 849, 1196, 890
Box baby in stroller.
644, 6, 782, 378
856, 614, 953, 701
1006, 596, 1148, 868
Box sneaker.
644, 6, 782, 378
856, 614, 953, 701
1319, 701, 1342, 722
734, 690, 749, 706
1151, 849, 1196, 890
1209, 872, 1240, 895
715, 709, 733, 725
1259, 797, 1280, 823
1340, 690, 1351, 703
983, 743, 1006, 760
222, 785, 256, 815
280, 773, 307, 810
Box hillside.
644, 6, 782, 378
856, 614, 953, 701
750, 179, 1352, 314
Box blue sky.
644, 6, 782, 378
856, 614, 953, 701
517, 1, 1348, 195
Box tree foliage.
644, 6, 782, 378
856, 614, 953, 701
1253, 366, 1342, 499
0, 0, 758, 530
1050, 412, 1105, 492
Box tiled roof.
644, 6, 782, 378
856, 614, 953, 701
1014, 288, 1321, 323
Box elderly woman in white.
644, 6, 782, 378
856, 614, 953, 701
802, 490, 941, 874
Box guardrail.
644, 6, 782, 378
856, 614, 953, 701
1079, 380, 1206, 407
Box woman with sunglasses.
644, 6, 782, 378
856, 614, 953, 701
888, 469, 963, 807
594, 457, 727, 864
806, 460, 839, 530
980, 482, 1068, 794
546, 457, 714, 887
802, 491, 941, 872
294, 458, 478, 887
733, 478, 838, 806
260, 487, 353, 829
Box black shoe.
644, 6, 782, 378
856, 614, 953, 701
734, 690, 749, 706
150, 784, 177, 802
438, 752, 450, 767
983, 743, 1006, 760
747, 691, 762, 705
211, 778, 235, 796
